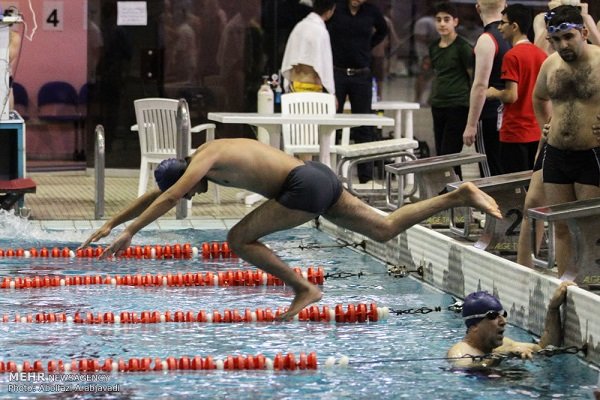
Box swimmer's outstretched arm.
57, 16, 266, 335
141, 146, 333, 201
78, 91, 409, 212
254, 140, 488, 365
78, 189, 162, 249
446, 346, 499, 369
539, 281, 576, 348
493, 337, 539, 360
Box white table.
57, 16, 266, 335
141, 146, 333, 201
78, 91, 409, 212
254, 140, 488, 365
207, 112, 394, 168
343, 100, 420, 140
371, 101, 420, 141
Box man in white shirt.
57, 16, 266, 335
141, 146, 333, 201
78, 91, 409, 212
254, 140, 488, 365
281, 0, 337, 94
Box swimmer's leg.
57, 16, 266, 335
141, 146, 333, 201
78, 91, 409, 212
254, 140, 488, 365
227, 199, 322, 320
325, 182, 501, 241
517, 170, 544, 267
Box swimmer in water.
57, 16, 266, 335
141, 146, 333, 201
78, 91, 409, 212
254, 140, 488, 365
80, 138, 501, 321
448, 281, 575, 368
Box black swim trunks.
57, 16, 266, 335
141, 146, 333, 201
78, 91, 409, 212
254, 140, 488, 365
276, 161, 343, 214
541, 143, 600, 186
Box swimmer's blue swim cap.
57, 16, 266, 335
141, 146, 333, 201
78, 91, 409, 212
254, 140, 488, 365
154, 158, 187, 192
462, 291, 503, 328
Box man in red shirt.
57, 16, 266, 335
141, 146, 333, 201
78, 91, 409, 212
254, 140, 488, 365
486, 3, 547, 173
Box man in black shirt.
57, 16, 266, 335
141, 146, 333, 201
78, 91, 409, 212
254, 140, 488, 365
462, 0, 510, 177
327, 0, 387, 183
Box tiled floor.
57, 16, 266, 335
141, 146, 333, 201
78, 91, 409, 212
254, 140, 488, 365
24, 171, 259, 227
24, 169, 402, 226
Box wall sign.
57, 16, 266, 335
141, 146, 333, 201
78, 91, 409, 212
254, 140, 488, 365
43, 1, 64, 31
117, 1, 147, 26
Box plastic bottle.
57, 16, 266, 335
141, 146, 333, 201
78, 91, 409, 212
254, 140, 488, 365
256, 76, 274, 143
257, 76, 274, 115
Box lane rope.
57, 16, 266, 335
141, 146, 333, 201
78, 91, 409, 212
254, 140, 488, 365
0, 352, 323, 372
0, 267, 325, 289
0, 346, 585, 374
0, 240, 368, 259
1, 303, 389, 324
0, 242, 235, 260
298, 240, 366, 250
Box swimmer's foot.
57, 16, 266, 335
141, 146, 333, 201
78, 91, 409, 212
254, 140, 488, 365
458, 182, 502, 219
276, 285, 322, 322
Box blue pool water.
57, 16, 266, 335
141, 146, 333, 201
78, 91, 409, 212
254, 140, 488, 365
0, 221, 598, 399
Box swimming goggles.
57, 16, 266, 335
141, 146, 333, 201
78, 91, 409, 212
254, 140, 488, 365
547, 22, 584, 34
463, 309, 507, 321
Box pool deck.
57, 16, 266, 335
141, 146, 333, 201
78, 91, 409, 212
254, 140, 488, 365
22, 169, 388, 229
22, 170, 258, 229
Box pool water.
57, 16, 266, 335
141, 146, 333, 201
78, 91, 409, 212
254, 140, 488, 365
0, 224, 598, 399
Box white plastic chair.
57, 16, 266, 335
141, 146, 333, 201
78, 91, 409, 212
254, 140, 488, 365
131, 98, 219, 203
280, 92, 349, 163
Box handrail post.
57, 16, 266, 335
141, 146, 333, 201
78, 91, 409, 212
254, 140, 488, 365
94, 125, 105, 219
175, 98, 190, 219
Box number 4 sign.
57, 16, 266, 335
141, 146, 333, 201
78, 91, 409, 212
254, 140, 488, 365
43, 1, 64, 31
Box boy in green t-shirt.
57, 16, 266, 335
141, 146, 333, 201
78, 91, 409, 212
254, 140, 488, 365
429, 2, 474, 177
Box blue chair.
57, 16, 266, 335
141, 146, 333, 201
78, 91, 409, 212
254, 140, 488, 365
11, 82, 29, 119
78, 83, 88, 111
37, 81, 80, 122
37, 81, 83, 160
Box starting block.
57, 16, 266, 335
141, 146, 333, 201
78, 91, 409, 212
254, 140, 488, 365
385, 153, 487, 210
528, 197, 600, 286
446, 170, 532, 252
0, 178, 36, 211
336, 138, 418, 198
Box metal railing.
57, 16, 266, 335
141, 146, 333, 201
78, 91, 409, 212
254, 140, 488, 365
94, 125, 105, 219
175, 98, 190, 219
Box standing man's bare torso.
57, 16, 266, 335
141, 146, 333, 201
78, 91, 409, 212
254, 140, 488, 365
544, 47, 600, 149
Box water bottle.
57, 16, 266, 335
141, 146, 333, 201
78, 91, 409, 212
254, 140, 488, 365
256, 76, 274, 143
257, 76, 274, 115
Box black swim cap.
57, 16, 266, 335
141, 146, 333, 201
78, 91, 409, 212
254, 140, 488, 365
154, 158, 187, 192
462, 291, 503, 328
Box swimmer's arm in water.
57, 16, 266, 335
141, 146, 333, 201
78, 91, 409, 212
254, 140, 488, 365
494, 337, 540, 360
78, 189, 162, 249
447, 344, 500, 368
486, 81, 518, 104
